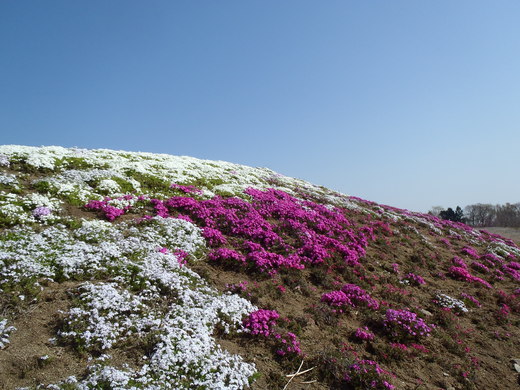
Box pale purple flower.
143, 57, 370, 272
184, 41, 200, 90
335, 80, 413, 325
32, 206, 51, 218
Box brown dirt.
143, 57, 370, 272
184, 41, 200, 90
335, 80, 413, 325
0, 281, 86, 390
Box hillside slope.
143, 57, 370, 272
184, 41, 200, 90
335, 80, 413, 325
0, 145, 518, 390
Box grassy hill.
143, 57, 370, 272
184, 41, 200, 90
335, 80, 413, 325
0, 145, 518, 390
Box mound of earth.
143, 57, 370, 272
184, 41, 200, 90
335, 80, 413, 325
0, 145, 518, 390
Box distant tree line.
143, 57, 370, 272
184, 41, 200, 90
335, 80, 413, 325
429, 203, 520, 227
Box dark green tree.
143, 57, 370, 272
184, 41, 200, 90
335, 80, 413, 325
439, 206, 465, 223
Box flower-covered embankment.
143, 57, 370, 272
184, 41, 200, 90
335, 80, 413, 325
0, 145, 519, 390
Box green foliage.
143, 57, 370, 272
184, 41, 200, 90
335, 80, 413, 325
111, 177, 137, 193
1, 275, 41, 309
285, 315, 308, 336
248, 371, 262, 386
55, 157, 98, 170
0, 215, 17, 228
124, 170, 170, 193
33, 180, 52, 194
7, 157, 48, 173
61, 217, 84, 230
189, 176, 226, 190
127, 264, 149, 292
309, 267, 335, 288
62, 191, 86, 206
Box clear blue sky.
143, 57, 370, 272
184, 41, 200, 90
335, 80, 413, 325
1, 1, 519, 212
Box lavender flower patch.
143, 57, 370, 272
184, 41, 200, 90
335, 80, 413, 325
32, 206, 52, 218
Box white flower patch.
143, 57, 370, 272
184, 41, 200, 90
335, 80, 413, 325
381, 211, 401, 222
0, 216, 209, 286
36, 169, 127, 201
1, 224, 119, 282
487, 240, 520, 259
106, 196, 138, 210
0, 173, 18, 187
435, 293, 468, 313
0, 201, 29, 224
78, 365, 135, 390
56, 234, 256, 388
74, 219, 119, 243
0, 145, 333, 201
0, 226, 67, 285
36, 180, 93, 202
131, 217, 206, 256
97, 179, 121, 194
25, 152, 57, 170
0, 154, 10, 167
0, 192, 44, 225
1, 212, 257, 388
0, 318, 16, 349
404, 215, 443, 236
59, 282, 155, 350
23, 193, 62, 211
0, 192, 61, 225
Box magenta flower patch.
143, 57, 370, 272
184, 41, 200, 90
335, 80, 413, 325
208, 248, 246, 265
201, 227, 227, 247
460, 293, 481, 308
321, 290, 352, 312
461, 246, 480, 259
341, 284, 380, 310
384, 309, 434, 340
470, 262, 490, 274
321, 284, 379, 312
354, 326, 375, 341
503, 262, 520, 281
243, 309, 302, 357
405, 273, 426, 285
274, 331, 301, 356
85, 196, 133, 221
138, 187, 377, 274
451, 257, 467, 269
344, 359, 395, 389
242, 309, 279, 337
448, 266, 492, 288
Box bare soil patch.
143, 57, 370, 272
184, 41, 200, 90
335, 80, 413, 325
0, 281, 86, 390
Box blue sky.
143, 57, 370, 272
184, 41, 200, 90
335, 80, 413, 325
1, 1, 519, 212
